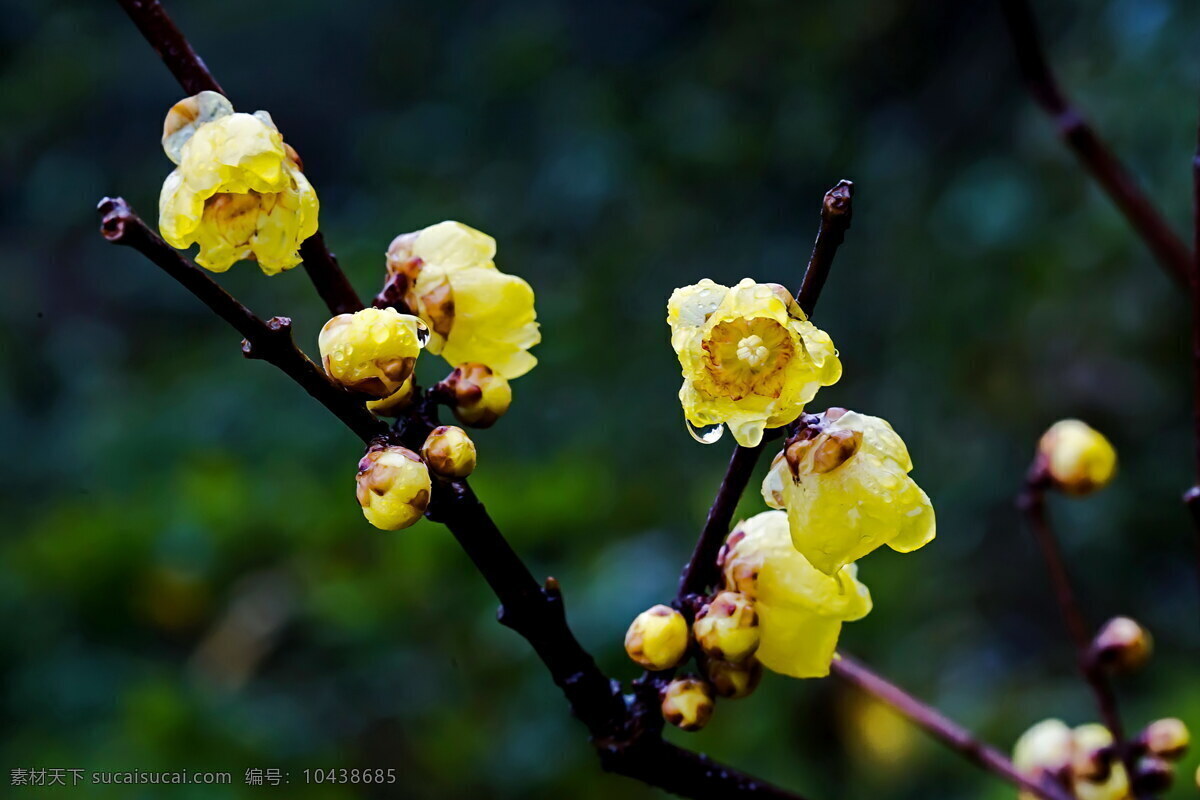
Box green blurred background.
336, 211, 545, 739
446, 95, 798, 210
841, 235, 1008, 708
2, 0, 1198, 797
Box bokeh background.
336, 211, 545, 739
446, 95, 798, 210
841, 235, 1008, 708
2, 0, 1198, 797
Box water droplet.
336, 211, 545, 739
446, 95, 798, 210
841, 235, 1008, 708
415, 318, 431, 348
686, 419, 725, 444
371, 323, 389, 344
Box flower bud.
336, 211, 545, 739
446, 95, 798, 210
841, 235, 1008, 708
421, 425, 477, 478
1131, 754, 1173, 794
438, 363, 512, 428
1014, 719, 1074, 785
624, 605, 688, 671
355, 446, 431, 531
365, 376, 416, 418
705, 657, 762, 699
1037, 420, 1117, 496
661, 677, 715, 732
319, 308, 424, 397
693, 591, 759, 662
1091, 616, 1152, 673
1140, 718, 1189, 760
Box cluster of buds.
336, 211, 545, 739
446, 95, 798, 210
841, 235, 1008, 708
623, 588, 765, 732
354, 425, 477, 531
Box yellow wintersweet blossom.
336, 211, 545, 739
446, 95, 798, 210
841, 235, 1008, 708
763, 408, 935, 576
667, 279, 841, 448
158, 91, 318, 275
720, 510, 871, 679
318, 307, 424, 397
386, 221, 539, 379
1013, 719, 1130, 800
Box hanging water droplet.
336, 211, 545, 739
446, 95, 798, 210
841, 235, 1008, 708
686, 419, 725, 444
414, 318, 431, 348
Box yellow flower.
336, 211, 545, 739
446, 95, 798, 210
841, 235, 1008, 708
355, 446, 431, 531
386, 221, 539, 379
1013, 720, 1130, 800
667, 279, 841, 447
318, 308, 424, 397
158, 91, 318, 275
720, 510, 871, 678
762, 408, 935, 576
1038, 419, 1117, 495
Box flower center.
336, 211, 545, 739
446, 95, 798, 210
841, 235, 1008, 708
736, 335, 769, 367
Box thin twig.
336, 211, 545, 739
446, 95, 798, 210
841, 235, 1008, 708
796, 180, 854, 317
98, 198, 383, 442
830, 653, 1075, 800
114, 0, 366, 316
998, 0, 1190, 287
1187, 107, 1200, 623
1018, 473, 1141, 796
98, 201, 812, 800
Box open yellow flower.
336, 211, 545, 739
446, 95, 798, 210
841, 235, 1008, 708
158, 91, 318, 275
668, 279, 841, 447
720, 510, 871, 678
318, 307, 424, 397
386, 221, 539, 379
763, 408, 935, 575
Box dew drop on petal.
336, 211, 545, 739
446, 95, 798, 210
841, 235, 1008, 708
686, 419, 725, 445
415, 318, 431, 348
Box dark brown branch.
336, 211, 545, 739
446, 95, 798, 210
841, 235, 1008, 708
796, 180, 854, 317
999, 0, 1190, 287
1018, 473, 1141, 796
98, 198, 811, 800
113, 0, 365, 316
97, 197, 383, 443
1187, 113, 1200, 623
830, 653, 1074, 800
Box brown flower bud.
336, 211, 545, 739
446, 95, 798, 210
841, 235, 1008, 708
1091, 616, 1153, 673
705, 657, 762, 699
1140, 718, 1189, 761
1131, 754, 1174, 794
421, 425, 477, 478
693, 591, 759, 662
437, 363, 512, 428
661, 677, 715, 732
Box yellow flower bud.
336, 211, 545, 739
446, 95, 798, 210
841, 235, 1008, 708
1091, 616, 1152, 673
1037, 419, 1117, 496
721, 511, 871, 678
158, 93, 318, 274
660, 677, 715, 732
421, 425, 477, 478
762, 408, 935, 576
319, 308, 424, 397
1141, 718, 1189, 760
366, 376, 417, 418
1014, 720, 1131, 800
667, 278, 841, 447
624, 605, 688, 671
355, 446, 431, 531
386, 221, 540, 378
1014, 719, 1074, 796
692, 591, 759, 662
438, 363, 512, 428
704, 657, 762, 699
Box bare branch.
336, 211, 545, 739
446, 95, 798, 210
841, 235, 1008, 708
113, 0, 365, 316
796, 180, 854, 317
830, 653, 1075, 800
999, 0, 1190, 287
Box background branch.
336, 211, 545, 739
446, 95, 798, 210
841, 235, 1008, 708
1187, 109, 1200, 624
114, 0, 365, 316
998, 0, 1190, 287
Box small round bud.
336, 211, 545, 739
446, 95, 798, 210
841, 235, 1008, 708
319, 308, 424, 397
355, 446, 431, 531
1013, 719, 1074, 780
661, 677, 715, 732
366, 376, 416, 418
438, 363, 512, 428
421, 425, 477, 478
705, 657, 762, 699
1037, 420, 1117, 496
1140, 718, 1189, 760
624, 605, 688, 671
1131, 754, 1173, 794
693, 591, 760, 662
1091, 616, 1153, 673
